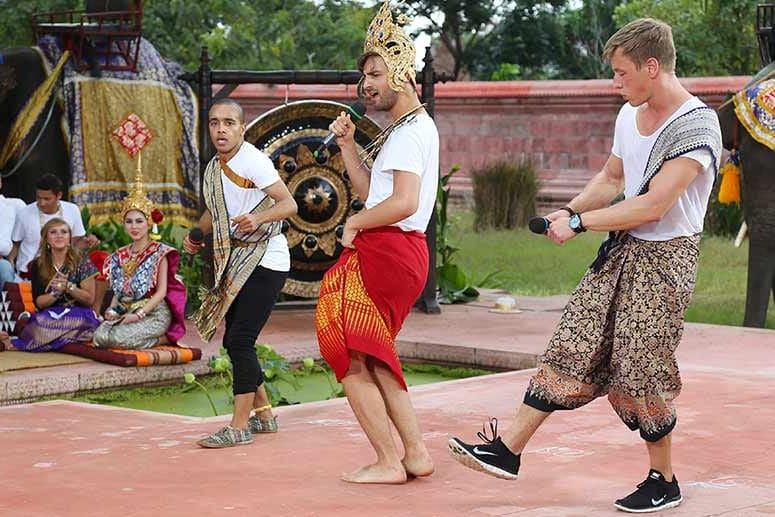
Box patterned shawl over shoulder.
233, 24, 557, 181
192, 155, 280, 341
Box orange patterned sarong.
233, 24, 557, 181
316, 226, 428, 390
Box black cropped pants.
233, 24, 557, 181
223, 265, 287, 395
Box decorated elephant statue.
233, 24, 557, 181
717, 64, 775, 328
0, 47, 70, 202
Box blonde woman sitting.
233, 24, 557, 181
12, 218, 99, 352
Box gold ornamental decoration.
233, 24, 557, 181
362, 1, 416, 92
120, 152, 155, 219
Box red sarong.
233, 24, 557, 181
316, 226, 428, 390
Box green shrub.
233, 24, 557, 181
471, 158, 540, 231
436, 165, 480, 303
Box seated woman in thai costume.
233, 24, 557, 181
10, 218, 100, 352
93, 175, 186, 350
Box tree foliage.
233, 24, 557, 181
557, 0, 621, 79
613, 0, 760, 77
403, 0, 501, 79
465, 0, 567, 80
0, 0, 374, 72
0, 0, 81, 49
416, 0, 760, 80
0, 0, 764, 79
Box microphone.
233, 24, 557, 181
528, 216, 550, 235
313, 102, 367, 158
188, 228, 204, 248
187, 228, 204, 266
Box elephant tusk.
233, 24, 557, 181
734, 221, 748, 248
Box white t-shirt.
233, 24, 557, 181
221, 141, 289, 272
366, 113, 440, 232
11, 200, 86, 272
0, 199, 17, 257
612, 97, 718, 241
0, 195, 25, 215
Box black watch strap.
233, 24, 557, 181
577, 213, 586, 232
560, 206, 576, 217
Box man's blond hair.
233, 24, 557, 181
603, 18, 676, 72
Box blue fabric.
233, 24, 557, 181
0, 259, 18, 290
14, 305, 100, 352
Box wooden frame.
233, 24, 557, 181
31, 0, 143, 72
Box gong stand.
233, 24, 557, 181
182, 46, 450, 314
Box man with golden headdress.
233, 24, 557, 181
184, 98, 297, 449
315, 0, 438, 484
93, 162, 187, 350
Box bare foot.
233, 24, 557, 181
341, 463, 407, 484
402, 454, 435, 478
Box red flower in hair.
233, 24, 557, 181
151, 208, 164, 224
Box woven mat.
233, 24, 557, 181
0, 350, 92, 373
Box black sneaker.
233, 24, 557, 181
448, 418, 520, 480
614, 469, 682, 513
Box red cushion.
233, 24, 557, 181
88, 250, 109, 281
58, 342, 202, 367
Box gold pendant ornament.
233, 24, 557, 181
122, 257, 139, 277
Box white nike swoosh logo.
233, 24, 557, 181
472, 446, 498, 456
652, 497, 665, 506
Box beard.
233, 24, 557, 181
372, 89, 399, 112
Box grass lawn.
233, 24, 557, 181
447, 210, 775, 329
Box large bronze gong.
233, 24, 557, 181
245, 100, 381, 298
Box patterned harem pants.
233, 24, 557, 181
524, 234, 701, 442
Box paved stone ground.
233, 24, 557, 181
0, 290, 562, 404
1, 291, 774, 516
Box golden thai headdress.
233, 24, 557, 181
121, 153, 163, 239
120, 152, 155, 219
362, 1, 416, 92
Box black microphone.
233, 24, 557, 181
188, 228, 204, 247
187, 228, 204, 265
313, 102, 367, 158
528, 216, 550, 235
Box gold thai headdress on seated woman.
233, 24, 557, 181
361, 1, 416, 92
120, 152, 163, 239
120, 152, 155, 219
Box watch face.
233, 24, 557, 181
569, 214, 580, 230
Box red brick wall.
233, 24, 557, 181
229, 76, 749, 211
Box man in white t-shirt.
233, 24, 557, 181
9, 173, 99, 274
0, 176, 26, 214
0, 176, 26, 288
184, 98, 297, 449
315, 1, 437, 484
449, 19, 722, 514
0, 200, 17, 289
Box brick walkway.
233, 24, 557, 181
1, 291, 774, 516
